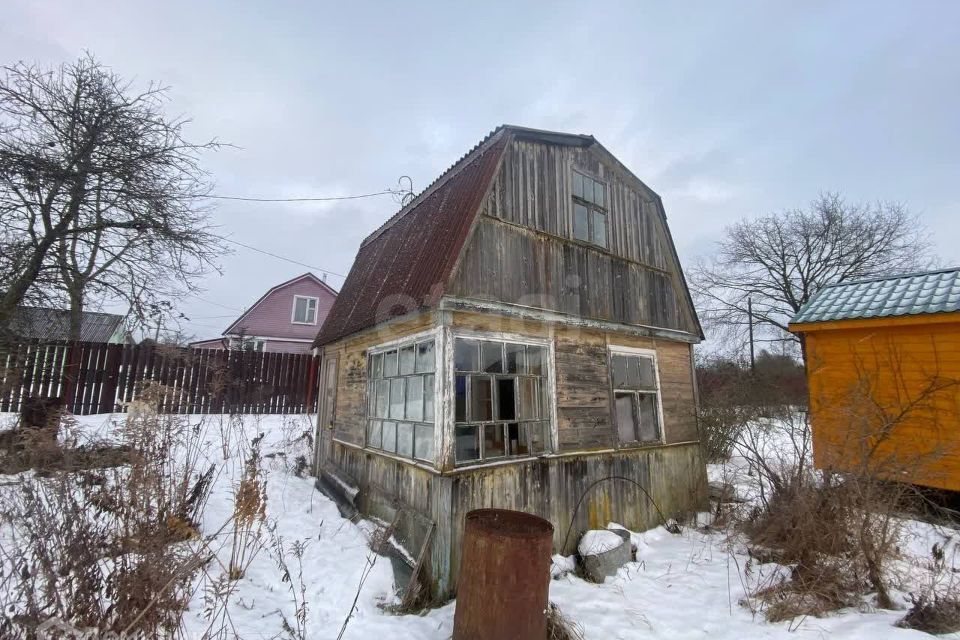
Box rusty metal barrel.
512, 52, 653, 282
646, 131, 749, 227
452, 509, 554, 640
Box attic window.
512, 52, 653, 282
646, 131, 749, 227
572, 170, 607, 249
292, 296, 319, 324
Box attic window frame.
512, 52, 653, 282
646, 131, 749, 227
571, 169, 608, 250
291, 295, 319, 325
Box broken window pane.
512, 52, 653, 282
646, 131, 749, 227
573, 203, 589, 241
470, 376, 492, 421
615, 392, 636, 443
397, 422, 414, 457
382, 421, 397, 453
455, 425, 479, 462
496, 377, 516, 421
637, 393, 660, 442
508, 423, 528, 456
414, 424, 434, 461
455, 339, 479, 372
484, 424, 506, 458
416, 340, 435, 373
405, 375, 423, 421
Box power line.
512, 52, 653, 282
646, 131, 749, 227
220, 237, 347, 279
205, 189, 400, 203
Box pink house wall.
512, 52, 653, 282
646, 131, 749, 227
226, 275, 336, 341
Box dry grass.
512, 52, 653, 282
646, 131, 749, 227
897, 595, 960, 635
546, 602, 585, 640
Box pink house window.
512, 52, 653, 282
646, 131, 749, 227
292, 295, 319, 324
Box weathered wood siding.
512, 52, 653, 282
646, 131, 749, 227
803, 315, 960, 491
448, 137, 698, 335
451, 312, 699, 451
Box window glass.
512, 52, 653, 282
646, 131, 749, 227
471, 376, 493, 421
451, 338, 551, 465
526, 346, 544, 376
573, 203, 590, 241
594, 180, 605, 207
382, 421, 397, 453
399, 346, 416, 376
591, 211, 607, 248
455, 375, 467, 422
405, 375, 423, 421
611, 351, 662, 445
397, 423, 414, 457
612, 355, 630, 389
638, 357, 657, 390
424, 374, 435, 422
367, 420, 382, 449
415, 424, 434, 461
573, 171, 584, 199
505, 343, 523, 374
484, 424, 506, 458
416, 341, 435, 373
637, 394, 660, 442
481, 341, 503, 373
383, 350, 398, 377
375, 380, 389, 418
455, 425, 480, 462
389, 378, 405, 419
455, 339, 479, 372
366, 338, 436, 463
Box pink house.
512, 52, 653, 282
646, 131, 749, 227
191, 273, 337, 354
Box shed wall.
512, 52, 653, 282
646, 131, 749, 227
804, 317, 960, 491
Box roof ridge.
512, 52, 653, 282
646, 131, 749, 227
823, 266, 960, 289
359, 126, 508, 248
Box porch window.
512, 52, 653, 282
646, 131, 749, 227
453, 337, 549, 464
610, 351, 662, 445
571, 170, 607, 249
366, 338, 435, 462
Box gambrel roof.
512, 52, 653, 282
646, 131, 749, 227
791, 267, 960, 326
315, 125, 702, 346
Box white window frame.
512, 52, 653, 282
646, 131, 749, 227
291, 295, 319, 325
363, 328, 441, 466
447, 329, 557, 467
608, 345, 666, 447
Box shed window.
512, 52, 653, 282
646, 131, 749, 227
453, 337, 550, 464
610, 352, 662, 445
571, 171, 607, 249
292, 296, 319, 324
366, 337, 436, 462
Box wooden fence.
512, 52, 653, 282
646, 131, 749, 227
0, 340, 321, 415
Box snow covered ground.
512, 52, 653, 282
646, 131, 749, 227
1, 412, 957, 639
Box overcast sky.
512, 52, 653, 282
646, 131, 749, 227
3, 1, 958, 341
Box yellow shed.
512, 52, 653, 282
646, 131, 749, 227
789, 268, 960, 492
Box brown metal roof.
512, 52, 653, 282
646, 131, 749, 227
314, 129, 508, 346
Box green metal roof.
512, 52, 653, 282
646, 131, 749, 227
791, 267, 960, 325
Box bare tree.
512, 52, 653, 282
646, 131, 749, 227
691, 192, 933, 361
0, 54, 224, 343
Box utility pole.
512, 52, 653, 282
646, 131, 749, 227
748, 296, 756, 374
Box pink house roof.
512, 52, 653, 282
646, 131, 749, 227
222, 272, 337, 341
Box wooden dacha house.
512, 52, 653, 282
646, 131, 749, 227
312, 125, 707, 598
